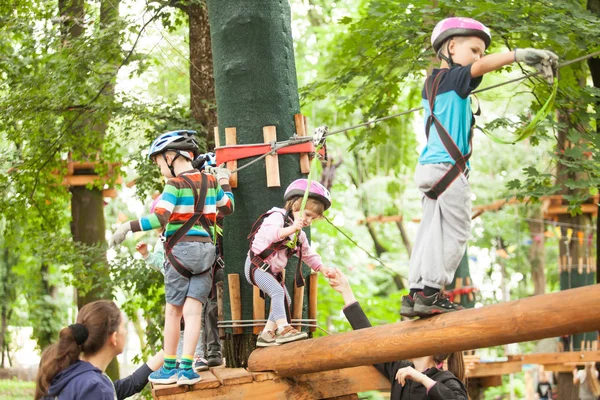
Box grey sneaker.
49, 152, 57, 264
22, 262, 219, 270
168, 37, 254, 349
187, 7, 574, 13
256, 330, 280, 347
400, 295, 417, 318
275, 326, 308, 344
414, 292, 464, 316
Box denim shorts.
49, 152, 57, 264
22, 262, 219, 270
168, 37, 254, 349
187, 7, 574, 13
164, 241, 216, 306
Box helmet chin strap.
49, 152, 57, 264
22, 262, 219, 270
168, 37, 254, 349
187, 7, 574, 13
161, 152, 181, 177
438, 38, 461, 68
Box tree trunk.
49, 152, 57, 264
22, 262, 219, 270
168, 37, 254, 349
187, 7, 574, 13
206, 0, 306, 367
189, 0, 217, 148
395, 220, 412, 257
527, 208, 546, 295
60, 0, 120, 379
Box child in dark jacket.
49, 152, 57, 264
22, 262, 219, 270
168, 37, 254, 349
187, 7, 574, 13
328, 268, 468, 400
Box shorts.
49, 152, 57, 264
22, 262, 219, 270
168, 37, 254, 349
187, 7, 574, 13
164, 241, 216, 306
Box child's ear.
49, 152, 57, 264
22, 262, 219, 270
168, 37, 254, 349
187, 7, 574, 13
109, 331, 118, 347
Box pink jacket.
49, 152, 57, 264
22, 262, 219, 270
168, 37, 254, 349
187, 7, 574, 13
249, 207, 323, 274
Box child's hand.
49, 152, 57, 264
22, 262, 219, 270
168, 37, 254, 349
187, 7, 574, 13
136, 242, 149, 257
515, 48, 558, 83
319, 267, 334, 278
291, 218, 304, 232
395, 366, 427, 386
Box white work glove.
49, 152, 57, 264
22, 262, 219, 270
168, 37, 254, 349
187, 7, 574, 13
206, 166, 231, 182
109, 221, 132, 247
515, 48, 559, 83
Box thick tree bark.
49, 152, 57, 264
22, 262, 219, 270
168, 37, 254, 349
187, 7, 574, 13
189, 0, 217, 147
206, 0, 307, 367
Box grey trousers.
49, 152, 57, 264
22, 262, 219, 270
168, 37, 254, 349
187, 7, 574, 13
408, 163, 471, 289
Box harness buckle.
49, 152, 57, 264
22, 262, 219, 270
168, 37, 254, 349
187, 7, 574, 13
258, 262, 271, 272
215, 256, 225, 268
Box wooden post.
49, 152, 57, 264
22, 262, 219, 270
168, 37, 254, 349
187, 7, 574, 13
262, 126, 280, 187
308, 273, 318, 333
292, 284, 304, 330
253, 286, 265, 335
225, 127, 238, 188
465, 276, 474, 302
454, 277, 463, 304
217, 281, 225, 338
248, 284, 600, 376
228, 274, 243, 334
294, 114, 310, 174
214, 126, 220, 148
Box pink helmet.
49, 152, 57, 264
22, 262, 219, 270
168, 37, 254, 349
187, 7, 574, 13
431, 17, 491, 53
150, 195, 161, 214
284, 179, 332, 210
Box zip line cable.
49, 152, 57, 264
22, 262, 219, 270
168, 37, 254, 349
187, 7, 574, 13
227, 50, 600, 176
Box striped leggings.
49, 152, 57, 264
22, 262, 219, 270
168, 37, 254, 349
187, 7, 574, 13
244, 256, 290, 322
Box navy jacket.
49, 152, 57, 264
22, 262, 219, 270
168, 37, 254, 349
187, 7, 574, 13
343, 302, 468, 400
43, 360, 152, 400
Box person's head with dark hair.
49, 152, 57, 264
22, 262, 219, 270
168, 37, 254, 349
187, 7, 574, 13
35, 300, 126, 400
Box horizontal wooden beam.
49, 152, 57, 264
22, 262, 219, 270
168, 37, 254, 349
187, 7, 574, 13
152, 366, 388, 399
546, 203, 597, 216
248, 285, 600, 376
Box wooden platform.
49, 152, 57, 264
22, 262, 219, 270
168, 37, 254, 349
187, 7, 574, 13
151, 365, 389, 399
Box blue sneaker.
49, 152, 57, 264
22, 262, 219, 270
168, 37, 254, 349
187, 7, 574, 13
193, 357, 209, 372
148, 366, 179, 385
178, 368, 201, 385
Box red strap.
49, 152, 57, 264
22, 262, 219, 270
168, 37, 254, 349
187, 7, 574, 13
215, 142, 324, 165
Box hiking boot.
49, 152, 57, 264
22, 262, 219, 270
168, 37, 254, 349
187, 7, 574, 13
148, 366, 179, 385
400, 295, 418, 318
256, 330, 280, 347
193, 357, 209, 372
177, 368, 201, 386
207, 354, 223, 367
275, 326, 308, 344
414, 292, 464, 316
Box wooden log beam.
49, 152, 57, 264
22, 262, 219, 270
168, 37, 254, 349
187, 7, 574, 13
248, 285, 600, 376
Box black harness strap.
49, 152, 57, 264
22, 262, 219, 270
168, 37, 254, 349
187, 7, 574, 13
164, 173, 212, 279
423, 69, 472, 200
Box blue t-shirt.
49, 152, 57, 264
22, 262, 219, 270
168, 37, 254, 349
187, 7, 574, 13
418, 65, 482, 166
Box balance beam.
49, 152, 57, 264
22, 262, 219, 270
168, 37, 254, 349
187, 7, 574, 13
248, 284, 600, 376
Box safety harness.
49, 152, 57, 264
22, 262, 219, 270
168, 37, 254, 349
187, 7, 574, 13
247, 210, 305, 303
423, 68, 473, 200
164, 172, 214, 279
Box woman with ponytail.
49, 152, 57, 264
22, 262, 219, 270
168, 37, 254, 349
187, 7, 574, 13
328, 268, 468, 400
35, 300, 164, 400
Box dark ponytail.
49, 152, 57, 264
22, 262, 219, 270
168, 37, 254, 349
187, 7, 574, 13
34, 300, 121, 400
433, 351, 465, 382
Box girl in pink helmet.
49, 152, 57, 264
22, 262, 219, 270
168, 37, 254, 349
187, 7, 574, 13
245, 179, 334, 347
403, 17, 558, 318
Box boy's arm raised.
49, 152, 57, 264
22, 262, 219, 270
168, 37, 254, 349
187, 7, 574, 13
472, 48, 558, 81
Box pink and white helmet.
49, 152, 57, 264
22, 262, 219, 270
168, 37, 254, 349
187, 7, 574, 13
284, 179, 332, 210
431, 17, 491, 53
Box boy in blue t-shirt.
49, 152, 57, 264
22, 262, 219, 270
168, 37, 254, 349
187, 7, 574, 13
402, 17, 558, 317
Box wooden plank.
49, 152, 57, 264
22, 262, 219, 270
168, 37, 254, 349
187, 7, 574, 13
153, 365, 388, 399
468, 361, 522, 377
211, 367, 253, 385
214, 126, 220, 148
546, 204, 597, 216
249, 284, 600, 376
357, 215, 404, 225
308, 273, 318, 333
292, 283, 304, 330
253, 286, 265, 335
225, 127, 237, 188
251, 371, 279, 382
262, 126, 280, 187
152, 370, 221, 397
102, 188, 118, 198
507, 351, 600, 365
228, 274, 243, 334
294, 114, 310, 174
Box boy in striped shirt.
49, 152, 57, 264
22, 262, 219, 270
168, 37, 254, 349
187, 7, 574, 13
110, 130, 234, 386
